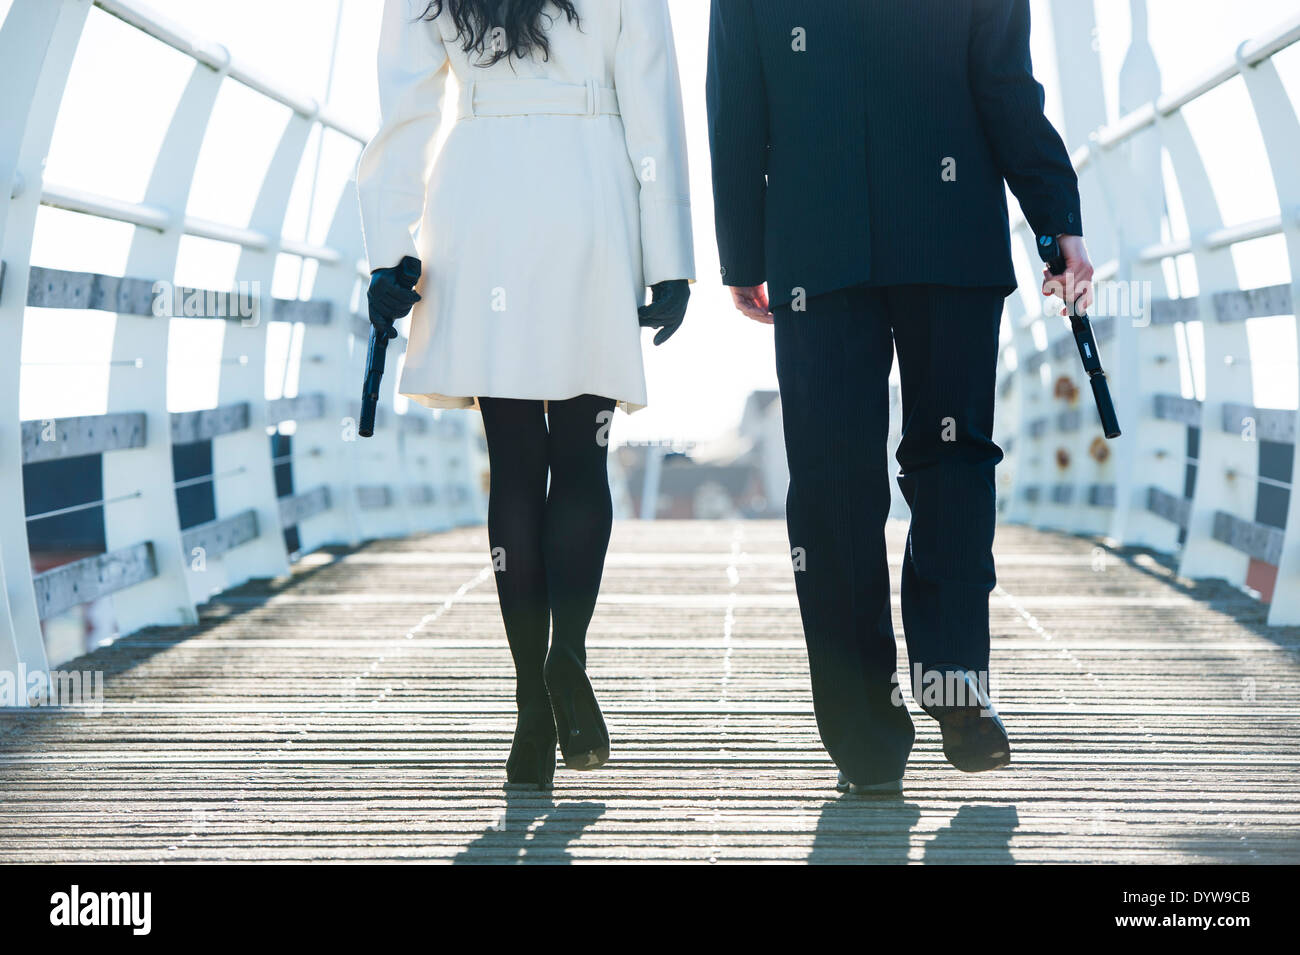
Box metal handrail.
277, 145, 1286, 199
1009, 10, 1300, 229
94, 0, 370, 145
31, 1, 373, 273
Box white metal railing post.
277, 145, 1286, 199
367, 334, 417, 539
1004, 231, 1048, 526
1046, 0, 1117, 265
291, 195, 368, 554
993, 324, 1021, 520
0, 0, 92, 689
1089, 131, 1182, 550
101, 57, 226, 635
460, 412, 488, 523
1158, 108, 1253, 585
442, 414, 470, 525
202, 111, 315, 600
1236, 50, 1300, 624
431, 414, 461, 531
399, 415, 442, 534
450, 412, 486, 524
1102, 0, 1176, 550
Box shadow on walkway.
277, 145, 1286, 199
453, 793, 607, 865
809, 795, 922, 864
921, 803, 1020, 864
1076, 533, 1300, 649
809, 797, 1020, 864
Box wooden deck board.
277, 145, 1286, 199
2, 519, 1298, 864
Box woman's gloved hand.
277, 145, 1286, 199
638, 279, 690, 346
367, 257, 423, 340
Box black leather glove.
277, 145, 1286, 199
367, 257, 422, 340
638, 279, 690, 346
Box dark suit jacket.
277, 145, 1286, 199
706, 0, 1083, 307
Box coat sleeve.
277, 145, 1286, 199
969, 0, 1082, 238
355, 0, 450, 272
614, 0, 696, 287
705, 0, 767, 288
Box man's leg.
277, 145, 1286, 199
773, 287, 915, 786
887, 285, 1005, 706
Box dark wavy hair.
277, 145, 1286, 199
419, 1, 580, 66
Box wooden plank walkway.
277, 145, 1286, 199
2, 520, 1298, 863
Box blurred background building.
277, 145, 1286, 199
615, 390, 786, 520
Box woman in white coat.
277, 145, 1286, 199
357, 0, 695, 790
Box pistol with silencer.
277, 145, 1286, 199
1037, 235, 1121, 440
359, 255, 421, 439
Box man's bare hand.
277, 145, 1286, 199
1042, 234, 1095, 316
729, 284, 773, 324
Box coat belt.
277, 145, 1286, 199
457, 79, 620, 120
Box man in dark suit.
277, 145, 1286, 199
707, 0, 1094, 791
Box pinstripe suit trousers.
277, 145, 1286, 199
773, 283, 1005, 784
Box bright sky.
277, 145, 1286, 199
12, 0, 1300, 438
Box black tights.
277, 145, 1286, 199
479, 394, 616, 714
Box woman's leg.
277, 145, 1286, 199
540, 394, 616, 768
478, 397, 551, 715
543, 394, 616, 662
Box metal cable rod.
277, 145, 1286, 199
166, 357, 250, 366
269, 450, 322, 466
172, 466, 248, 491
1219, 471, 1294, 491
25, 491, 143, 523
22, 359, 145, 367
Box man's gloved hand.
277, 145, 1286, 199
638, 279, 690, 346
367, 257, 423, 340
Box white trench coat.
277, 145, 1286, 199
356, 0, 696, 413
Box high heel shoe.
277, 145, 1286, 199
504, 706, 557, 791
544, 647, 609, 770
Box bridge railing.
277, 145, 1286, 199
0, 0, 486, 692
996, 11, 1300, 625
